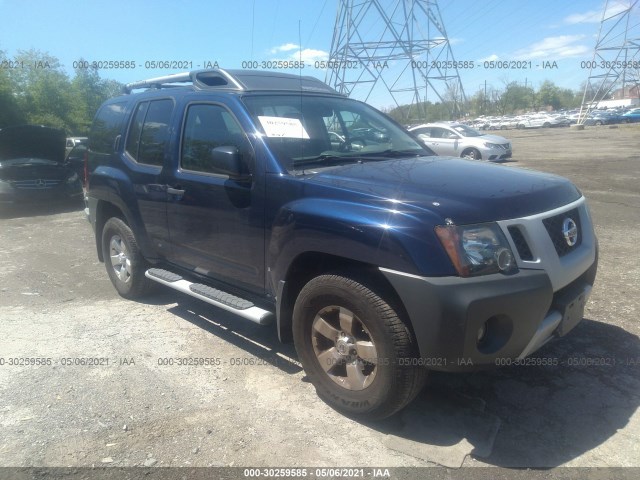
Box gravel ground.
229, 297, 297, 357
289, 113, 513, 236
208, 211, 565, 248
0, 124, 639, 475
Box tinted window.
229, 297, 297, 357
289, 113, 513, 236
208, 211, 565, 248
125, 102, 148, 161
89, 101, 127, 154
181, 104, 250, 175
126, 99, 173, 166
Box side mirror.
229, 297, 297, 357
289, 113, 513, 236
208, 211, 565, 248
211, 146, 251, 182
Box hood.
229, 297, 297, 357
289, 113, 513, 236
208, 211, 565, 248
478, 133, 509, 143
305, 157, 581, 225
0, 125, 66, 164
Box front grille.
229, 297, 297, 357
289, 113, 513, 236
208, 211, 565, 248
508, 226, 533, 260
542, 208, 582, 257
10, 179, 61, 189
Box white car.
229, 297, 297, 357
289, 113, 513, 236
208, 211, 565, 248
516, 114, 568, 129
409, 122, 512, 161
498, 116, 520, 130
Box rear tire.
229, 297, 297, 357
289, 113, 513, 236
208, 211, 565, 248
101, 217, 154, 299
292, 274, 427, 420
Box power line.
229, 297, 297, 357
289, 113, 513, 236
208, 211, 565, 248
326, 0, 467, 121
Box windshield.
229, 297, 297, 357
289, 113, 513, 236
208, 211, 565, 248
242, 94, 431, 173
451, 124, 483, 137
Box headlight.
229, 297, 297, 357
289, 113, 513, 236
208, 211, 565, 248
435, 222, 517, 277
483, 142, 500, 148
66, 172, 79, 184
0, 179, 10, 192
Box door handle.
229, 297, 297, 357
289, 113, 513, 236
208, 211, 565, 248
167, 186, 185, 195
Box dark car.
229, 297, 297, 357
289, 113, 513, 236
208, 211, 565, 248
622, 108, 640, 123
86, 69, 597, 420
0, 125, 83, 206
583, 111, 625, 126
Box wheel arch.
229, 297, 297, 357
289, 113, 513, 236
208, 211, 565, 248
94, 200, 127, 262
275, 251, 417, 350
461, 147, 482, 160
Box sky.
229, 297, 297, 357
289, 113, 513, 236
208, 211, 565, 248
1, 0, 638, 109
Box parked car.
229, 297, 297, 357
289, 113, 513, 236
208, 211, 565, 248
86, 68, 597, 419
498, 116, 520, 130
0, 125, 83, 206
470, 118, 490, 130
622, 108, 640, 123
409, 122, 512, 161
583, 111, 625, 126
486, 118, 503, 130
516, 114, 567, 129
65, 136, 87, 156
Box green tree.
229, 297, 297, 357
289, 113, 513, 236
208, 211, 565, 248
558, 87, 580, 109
536, 80, 562, 110
501, 82, 535, 113
469, 89, 490, 117
8, 49, 76, 132
69, 62, 124, 134
2, 49, 124, 134
71, 61, 107, 134
0, 50, 25, 127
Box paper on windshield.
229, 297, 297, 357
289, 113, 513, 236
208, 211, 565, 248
258, 116, 310, 139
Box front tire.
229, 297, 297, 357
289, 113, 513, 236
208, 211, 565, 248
101, 217, 153, 299
461, 148, 481, 160
292, 274, 427, 420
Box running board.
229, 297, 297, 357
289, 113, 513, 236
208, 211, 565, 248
145, 268, 273, 325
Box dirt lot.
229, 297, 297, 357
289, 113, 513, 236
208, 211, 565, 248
0, 125, 639, 476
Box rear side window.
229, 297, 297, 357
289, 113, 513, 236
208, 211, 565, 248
125, 99, 174, 166
89, 101, 127, 154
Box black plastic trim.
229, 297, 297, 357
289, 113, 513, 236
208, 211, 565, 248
381, 269, 556, 371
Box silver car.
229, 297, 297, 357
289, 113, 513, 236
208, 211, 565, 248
409, 122, 512, 161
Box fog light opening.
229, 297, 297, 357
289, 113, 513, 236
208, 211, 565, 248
496, 247, 515, 271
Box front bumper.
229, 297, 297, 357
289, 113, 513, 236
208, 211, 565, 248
0, 182, 83, 205
381, 253, 597, 371
480, 145, 512, 161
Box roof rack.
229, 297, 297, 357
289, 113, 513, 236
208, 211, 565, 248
123, 68, 340, 95
123, 69, 243, 93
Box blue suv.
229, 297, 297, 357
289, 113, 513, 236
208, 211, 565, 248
86, 69, 598, 419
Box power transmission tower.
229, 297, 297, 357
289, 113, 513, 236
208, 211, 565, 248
578, 0, 640, 123
326, 0, 467, 123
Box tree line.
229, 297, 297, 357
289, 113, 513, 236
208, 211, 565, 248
383, 80, 604, 124
0, 49, 122, 134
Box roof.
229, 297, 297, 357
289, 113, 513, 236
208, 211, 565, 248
123, 68, 341, 95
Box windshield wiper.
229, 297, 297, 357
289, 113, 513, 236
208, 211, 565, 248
293, 153, 361, 167
359, 149, 428, 158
